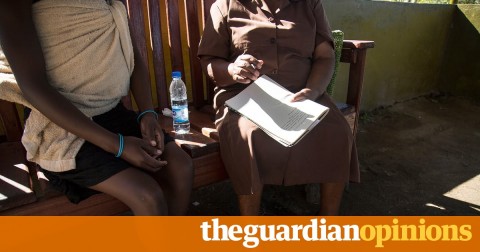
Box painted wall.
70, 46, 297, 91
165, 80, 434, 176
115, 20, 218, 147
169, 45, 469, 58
323, 0, 455, 110
439, 5, 480, 98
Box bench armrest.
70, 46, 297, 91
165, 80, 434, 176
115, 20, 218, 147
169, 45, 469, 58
343, 40, 375, 49
338, 40, 375, 136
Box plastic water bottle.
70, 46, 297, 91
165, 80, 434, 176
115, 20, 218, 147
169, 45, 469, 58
169, 71, 190, 134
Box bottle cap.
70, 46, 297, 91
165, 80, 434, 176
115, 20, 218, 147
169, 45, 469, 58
172, 71, 182, 78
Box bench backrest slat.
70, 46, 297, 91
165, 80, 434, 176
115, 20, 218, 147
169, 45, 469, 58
165, 0, 185, 80
185, 0, 204, 108
202, 0, 216, 104
148, 0, 169, 109
121, 0, 149, 110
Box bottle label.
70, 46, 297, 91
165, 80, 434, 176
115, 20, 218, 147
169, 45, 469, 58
172, 106, 189, 123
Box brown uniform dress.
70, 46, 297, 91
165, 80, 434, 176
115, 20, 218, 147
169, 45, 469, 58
198, 0, 360, 195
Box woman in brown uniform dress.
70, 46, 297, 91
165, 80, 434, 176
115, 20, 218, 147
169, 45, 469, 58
198, 0, 359, 215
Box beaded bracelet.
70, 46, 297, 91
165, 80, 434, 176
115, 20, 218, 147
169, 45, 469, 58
137, 109, 159, 123
115, 133, 124, 158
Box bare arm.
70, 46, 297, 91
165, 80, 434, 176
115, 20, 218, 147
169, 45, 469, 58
129, 42, 154, 114
290, 41, 335, 102
0, 0, 163, 170
0, 1, 118, 153
128, 34, 165, 156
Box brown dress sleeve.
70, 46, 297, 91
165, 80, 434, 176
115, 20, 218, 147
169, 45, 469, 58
198, 1, 230, 60
312, 0, 334, 48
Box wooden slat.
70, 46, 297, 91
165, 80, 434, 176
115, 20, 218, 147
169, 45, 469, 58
119, 0, 149, 110
176, 133, 219, 158
192, 152, 227, 189
148, 0, 170, 109
185, 0, 205, 108
125, 0, 150, 73
189, 107, 215, 130
0, 193, 129, 216
201, 128, 219, 141
158, 115, 219, 158
122, 0, 150, 109
202, 0, 216, 104
165, 0, 185, 74
202, 0, 215, 25
0, 100, 22, 142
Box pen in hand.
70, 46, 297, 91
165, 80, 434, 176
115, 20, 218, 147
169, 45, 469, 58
242, 49, 258, 70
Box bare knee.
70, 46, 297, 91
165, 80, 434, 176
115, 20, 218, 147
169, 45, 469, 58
154, 143, 194, 215
132, 185, 168, 215
174, 152, 194, 183
163, 142, 194, 186
90, 168, 169, 215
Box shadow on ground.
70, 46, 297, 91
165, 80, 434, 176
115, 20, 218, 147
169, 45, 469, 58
187, 96, 480, 216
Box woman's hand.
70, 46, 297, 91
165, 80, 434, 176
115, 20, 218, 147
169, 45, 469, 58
139, 113, 165, 158
289, 88, 321, 102
228, 54, 264, 84
121, 135, 166, 173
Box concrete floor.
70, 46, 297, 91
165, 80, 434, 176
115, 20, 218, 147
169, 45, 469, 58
187, 95, 480, 216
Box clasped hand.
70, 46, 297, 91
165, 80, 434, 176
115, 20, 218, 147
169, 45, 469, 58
120, 114, 167, 173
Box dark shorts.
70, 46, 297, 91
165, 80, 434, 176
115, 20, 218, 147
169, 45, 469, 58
39, 103, 174, 204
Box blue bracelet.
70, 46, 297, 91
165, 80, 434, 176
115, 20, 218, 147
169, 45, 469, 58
115, 133, 124, 158
137, 109, 159, 123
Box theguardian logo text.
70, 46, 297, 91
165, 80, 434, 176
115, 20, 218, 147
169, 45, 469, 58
200, 218, 472, 248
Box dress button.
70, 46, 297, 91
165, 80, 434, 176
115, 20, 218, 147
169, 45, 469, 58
270, 38, 276, 44
268, 17, 275, 23
272, 69, 278, 74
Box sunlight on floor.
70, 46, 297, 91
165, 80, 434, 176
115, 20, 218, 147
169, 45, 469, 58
425, 203, 446, 211
0, 164, 33, 194
444, 174, 480, 208
470, 206, 480, 212
0, 175, 33, 193
14, 163, 29, 172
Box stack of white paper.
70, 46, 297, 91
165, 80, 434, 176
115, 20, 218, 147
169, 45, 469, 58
225, 75, 329, 147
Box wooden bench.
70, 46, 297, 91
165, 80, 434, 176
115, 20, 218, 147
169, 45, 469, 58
0, 0, 374, 215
